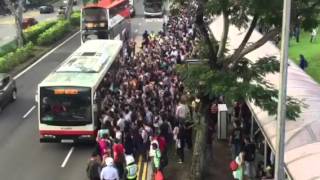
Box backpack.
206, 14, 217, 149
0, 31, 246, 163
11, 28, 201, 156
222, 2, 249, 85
154, 170, 164, 180
229, 160, 239, 171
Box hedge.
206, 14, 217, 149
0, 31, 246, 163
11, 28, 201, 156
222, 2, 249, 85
0, 42, 34, 73
70, 11, 81, 26
37, 20, 71, 46
24, 21, 57, 43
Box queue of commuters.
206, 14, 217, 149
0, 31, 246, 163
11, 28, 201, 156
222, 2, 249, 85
230, 102, 275, 180
86, 7, 197, 180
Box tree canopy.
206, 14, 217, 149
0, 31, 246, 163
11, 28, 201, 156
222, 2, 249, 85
173, 0, 319, 119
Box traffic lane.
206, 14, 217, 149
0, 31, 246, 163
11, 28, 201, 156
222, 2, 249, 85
0, 108, 93, 180
0, 110, 74, 180
58, 145, 94, 180
130, 17, 164, 37
0, 33, 81, 145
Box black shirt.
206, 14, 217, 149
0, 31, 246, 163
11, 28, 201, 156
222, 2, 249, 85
243, 143, 255, 162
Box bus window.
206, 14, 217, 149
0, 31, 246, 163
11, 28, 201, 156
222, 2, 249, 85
82, 8, 107, 22
40, 87, 92, 125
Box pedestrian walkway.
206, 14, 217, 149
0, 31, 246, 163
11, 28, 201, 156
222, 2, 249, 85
163, 140, 233, 180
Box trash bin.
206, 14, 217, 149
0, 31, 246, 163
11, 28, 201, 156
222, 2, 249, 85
217, 104, 228, 140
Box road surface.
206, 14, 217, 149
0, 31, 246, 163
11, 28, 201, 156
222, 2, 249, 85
0, 0, 163, 179
0, 0, 81, 47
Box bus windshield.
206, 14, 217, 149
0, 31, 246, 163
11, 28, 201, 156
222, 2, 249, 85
144, 0, 162, 12
82, 8, 107, 22
40, 87, 92, 125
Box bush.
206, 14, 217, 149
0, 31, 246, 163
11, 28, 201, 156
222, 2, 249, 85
0, 42, 34, 73
37, 20, 71, 46
0, 40, 17, 57
70, 11, 81, 27
24, 21, 57, 43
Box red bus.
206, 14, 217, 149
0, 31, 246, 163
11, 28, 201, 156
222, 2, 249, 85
81, 0, 131, 43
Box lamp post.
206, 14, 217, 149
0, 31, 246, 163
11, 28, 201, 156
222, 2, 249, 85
274, 0, 291, 179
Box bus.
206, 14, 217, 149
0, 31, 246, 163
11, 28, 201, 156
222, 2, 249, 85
37, 40, 123, 143
143, 0, 164, 17
81, 0, 131, 43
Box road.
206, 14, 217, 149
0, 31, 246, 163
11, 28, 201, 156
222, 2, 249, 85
0, 0, 82, 47
0, 1, 163, 180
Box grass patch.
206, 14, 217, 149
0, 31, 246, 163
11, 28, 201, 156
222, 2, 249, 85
289, 31, 320, 83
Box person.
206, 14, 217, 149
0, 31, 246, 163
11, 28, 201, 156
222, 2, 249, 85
173, 122, 185, 163
299, 54, 308, 70
151, 143, 161, 172
86, 152, 102, 180
243, 137, 256, 179
125, 155, 138, 180
295, 25, 300, 43
232, 151, 245, 180
113, 138, 125, 179
261, 166, 274, 180
175, 96, 189, 123
100, 157, 119, 180
310, 28, 317, 43
229, 121, 243, 159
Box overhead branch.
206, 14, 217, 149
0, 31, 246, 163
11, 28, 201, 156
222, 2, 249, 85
236, 28, 279, 61
217, 10, 230, 59
195, 0, 218, 69
228, 14, 259, 63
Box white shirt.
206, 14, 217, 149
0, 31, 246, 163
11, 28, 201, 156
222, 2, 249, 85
100, 166, 119, 180
175, 103, 189, 119
117, 118, 126, 132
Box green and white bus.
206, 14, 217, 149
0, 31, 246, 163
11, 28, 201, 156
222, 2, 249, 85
37, 40, 122, 143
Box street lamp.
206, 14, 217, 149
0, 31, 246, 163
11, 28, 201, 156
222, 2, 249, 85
275, 0, 291, 179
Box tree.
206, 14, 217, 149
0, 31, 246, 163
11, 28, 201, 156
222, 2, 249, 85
169, 1, 319, 179
172, 0, 320, 119
65, 0, 74, 20
4, 0, 24, 47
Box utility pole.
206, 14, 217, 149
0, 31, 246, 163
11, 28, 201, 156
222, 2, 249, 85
275, 0, 291, 179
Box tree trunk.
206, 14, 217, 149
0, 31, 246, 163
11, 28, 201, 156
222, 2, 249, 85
195, 0, 218, 69
190, 115, 206, 180
217, 10, 229, 59
65, 0, 74, 20
228, 14, 258, 63
4, 0, 24, 47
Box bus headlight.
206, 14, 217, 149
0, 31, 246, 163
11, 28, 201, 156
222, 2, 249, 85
99, 23, 106, 27
79, 135, 92, 139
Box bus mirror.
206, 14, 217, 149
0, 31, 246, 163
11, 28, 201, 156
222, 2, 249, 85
35, 93, 38, 103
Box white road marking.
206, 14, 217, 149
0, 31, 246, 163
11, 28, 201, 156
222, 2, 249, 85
22, 105, 36, 119
135, 29, 138, 33
13, 31, 80, 80
145, 18, 163, 22
138, 22, 142, 26
61, 147, 74, 168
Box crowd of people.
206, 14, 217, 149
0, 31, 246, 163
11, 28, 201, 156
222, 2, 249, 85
86, 7, 197, 180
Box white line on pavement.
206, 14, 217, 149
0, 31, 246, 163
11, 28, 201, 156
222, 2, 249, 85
14, 31, 80, 80
135, 29, 138, 33
61, 147, 74, 168
138, 23, 142, 26
22, 105, 36, 119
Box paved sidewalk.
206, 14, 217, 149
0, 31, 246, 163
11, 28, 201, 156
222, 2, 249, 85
163, 140, 234, 180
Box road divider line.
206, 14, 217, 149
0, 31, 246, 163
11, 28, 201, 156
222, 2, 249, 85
137, 155, 142, 179
22, 105, 36, 119
142, 161, 148, 180
14, 31, 80, 80
61, 147, 74, 168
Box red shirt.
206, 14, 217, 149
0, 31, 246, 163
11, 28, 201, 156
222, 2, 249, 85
154, 136, 166, 153
113, 143, 125, 162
